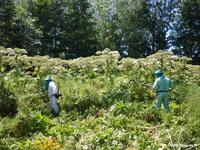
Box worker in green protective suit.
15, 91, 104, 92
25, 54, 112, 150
152, 70, 173, 112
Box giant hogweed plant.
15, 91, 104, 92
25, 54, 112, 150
0, 55, 18, 117
0, 50, 199, 149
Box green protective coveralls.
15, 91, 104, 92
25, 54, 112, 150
152, 76, 173, 112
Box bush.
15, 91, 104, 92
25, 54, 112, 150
0, 78, 17, 117
59, 78, 102, 113
139, 104, 162, 123
185, 86, 200, 143
9, 111, 53, 137
102, 84, 132, 107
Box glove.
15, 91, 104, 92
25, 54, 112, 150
54, 93, 62, 98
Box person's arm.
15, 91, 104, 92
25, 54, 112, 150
152, 79, 159, 91
169, 79, 173, 90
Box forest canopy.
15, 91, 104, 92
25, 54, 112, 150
0, 0, 199, 64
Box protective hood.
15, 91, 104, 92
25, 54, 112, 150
155, 70, 163, 78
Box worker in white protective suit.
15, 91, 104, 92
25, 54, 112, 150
45, 77, 60, 115
152, 70, 173, 113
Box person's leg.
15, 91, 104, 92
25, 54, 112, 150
163, 93, 171, 113
156, 93, 162, 110
50, 96, 59, 114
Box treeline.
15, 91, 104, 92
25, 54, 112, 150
0, 0, 199, 64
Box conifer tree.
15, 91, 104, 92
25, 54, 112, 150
0, 0, 16, 47
176, 0, 200, 64
62, 0, 99, 58
31, 0, 65, 56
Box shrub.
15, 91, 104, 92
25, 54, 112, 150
0, 137, 18, 150
185, 86, 200, 143
138, 104, 162, 123
102, 84, 132, 107
0, 78, 17, 117
59, 77, 101, 113
35, 137, 61, 150
9, 111, 53, 137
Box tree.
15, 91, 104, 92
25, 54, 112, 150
89, 0, 122, 52
116, 0, 152, 57
146, 0, 168, 53
90, 0, 170, 58
175, 0, 200, 64
90, 0, 153, 58
62, 0, 99, 58
0, 0, 16, 47
164, 0, 181, 51
0, 0, 37, 53
31, 0, 65, 57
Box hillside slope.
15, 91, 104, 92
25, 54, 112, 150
0, 47, 200, 149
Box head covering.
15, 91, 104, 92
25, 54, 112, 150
154, 70, 163, 78
44, 76, 54, 91
45, 74, 56, 81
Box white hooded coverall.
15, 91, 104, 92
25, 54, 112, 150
48, 81, 59, 113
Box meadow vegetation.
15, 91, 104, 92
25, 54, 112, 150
0, 47, 200, 149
